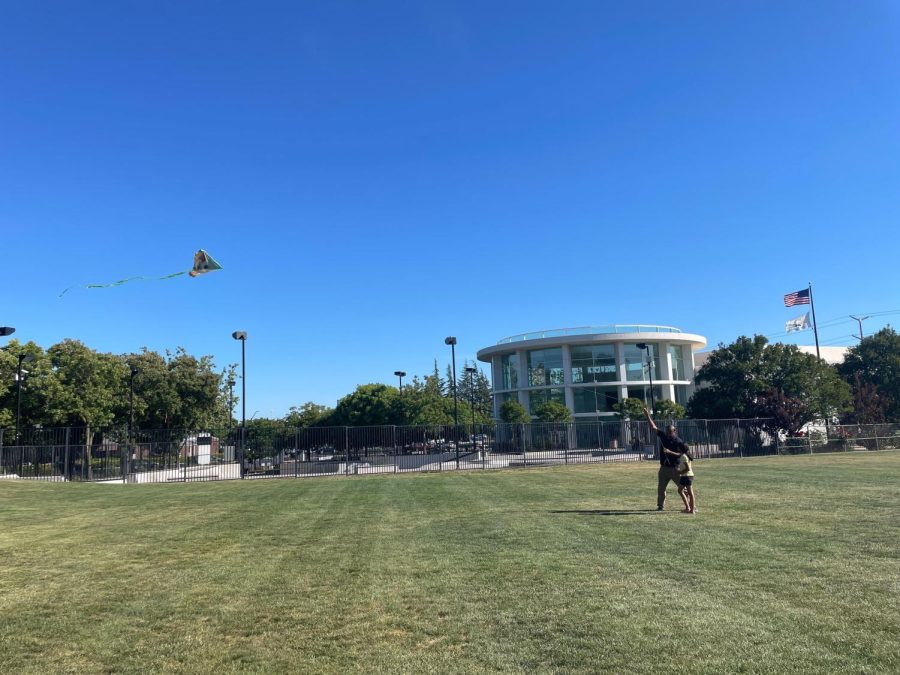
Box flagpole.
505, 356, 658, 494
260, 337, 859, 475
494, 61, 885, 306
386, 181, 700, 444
808, 281, 820, 360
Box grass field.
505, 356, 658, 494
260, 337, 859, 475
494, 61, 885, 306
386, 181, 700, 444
1, 453, 898, 674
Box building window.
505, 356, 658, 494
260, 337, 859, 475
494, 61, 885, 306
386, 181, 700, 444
674, 385, 690, 407
572, 386, 620, 414
527, 348, 564, 386
626, 386, 664, 407
501, 353, 519, 389
570, 345, 617, 383
528, 388, 565, 415
624, 343, 662, 381
669, 345, 687, 381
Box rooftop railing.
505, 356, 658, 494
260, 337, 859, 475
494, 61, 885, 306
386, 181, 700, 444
496, 325, 683, 345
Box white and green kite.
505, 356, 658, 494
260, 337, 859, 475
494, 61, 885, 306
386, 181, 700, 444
60, 249, 222, 297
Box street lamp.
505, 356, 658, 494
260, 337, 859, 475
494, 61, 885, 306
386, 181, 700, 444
444, 336, 459, 467
232, 331, 247, 475
0, 327, 15, 337
465, 366, 478, 453
129, 366, 138, 473
394, 370, 406, 426
635, 343, 655, 413
15, 354, 35, 444
849, 315, 870, 341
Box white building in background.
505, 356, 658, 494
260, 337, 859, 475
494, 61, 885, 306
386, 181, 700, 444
476, 325, 707, 421
692, 345, 849, 371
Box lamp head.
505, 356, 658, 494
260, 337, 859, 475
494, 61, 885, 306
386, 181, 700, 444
394, 371, 406, 377
19, 354, 35, 364
636, 343, 648, 350
0, 327, 15, 336
444, 336, 457, 346
232, 331, 248, 341
464, 366, 477, 374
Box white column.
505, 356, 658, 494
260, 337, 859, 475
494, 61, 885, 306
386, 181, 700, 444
516, 349, 529, 413
562, 344, 574, 412
491, 356, 501, 418
615, 342, 628, 402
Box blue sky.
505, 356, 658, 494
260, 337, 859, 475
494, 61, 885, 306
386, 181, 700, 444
2, 1, 898, 416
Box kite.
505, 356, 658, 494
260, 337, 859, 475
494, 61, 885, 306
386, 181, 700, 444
59, 249, 222, 297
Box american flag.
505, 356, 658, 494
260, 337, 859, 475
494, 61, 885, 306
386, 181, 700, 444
784, 288, 810, 307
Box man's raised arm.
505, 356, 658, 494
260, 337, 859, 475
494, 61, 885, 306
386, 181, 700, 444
642, 406, 658, 433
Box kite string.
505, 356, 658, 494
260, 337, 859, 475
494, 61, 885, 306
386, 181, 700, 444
59, 270, 187, 297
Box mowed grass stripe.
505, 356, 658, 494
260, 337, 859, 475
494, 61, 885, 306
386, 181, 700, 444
0, 453, 898, 674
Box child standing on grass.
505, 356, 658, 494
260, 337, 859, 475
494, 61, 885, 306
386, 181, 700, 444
661, 445, 697, 514
676, 450, 696, 514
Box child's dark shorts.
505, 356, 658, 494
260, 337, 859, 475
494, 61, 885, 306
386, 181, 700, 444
679, 476, 694, 487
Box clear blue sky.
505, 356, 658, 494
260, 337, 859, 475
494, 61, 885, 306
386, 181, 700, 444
2, 1, 898, 417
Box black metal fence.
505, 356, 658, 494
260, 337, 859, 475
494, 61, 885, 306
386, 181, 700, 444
1, 420, 897, 484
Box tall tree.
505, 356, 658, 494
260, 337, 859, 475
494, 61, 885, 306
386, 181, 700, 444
44, 340, 125, 478
838, 327, 900, 421
0, 340, 52, 431
284, 402, 334, 428
331, 384, 401, 426
687, 335, 852, 431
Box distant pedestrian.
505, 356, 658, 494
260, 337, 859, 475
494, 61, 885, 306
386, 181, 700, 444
643, 406, 689, 511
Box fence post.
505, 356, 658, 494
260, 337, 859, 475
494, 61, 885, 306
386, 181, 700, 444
345, 426, 350, 476
521, 423, 527, 465
393, 426, 398, 474
0, 428, 3, 477
808, 432, 813, 454
874, 426, 880, 451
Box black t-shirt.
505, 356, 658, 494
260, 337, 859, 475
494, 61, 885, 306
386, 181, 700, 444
657, 429, 688, 466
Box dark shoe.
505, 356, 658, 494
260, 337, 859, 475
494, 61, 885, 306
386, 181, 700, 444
657, 506, 664, 511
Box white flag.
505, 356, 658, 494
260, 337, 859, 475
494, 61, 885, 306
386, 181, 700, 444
785, 312, 811, 333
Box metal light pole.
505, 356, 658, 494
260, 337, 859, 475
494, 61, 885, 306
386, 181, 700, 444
129, 366, 138, 473
636, 343, 655, 414
849, 315, 870, 341
445, 336, 459, 467
465, 366, 477, 447
232, 331, 247, 476
15, 354, 34, 444
394, 371, 406, 425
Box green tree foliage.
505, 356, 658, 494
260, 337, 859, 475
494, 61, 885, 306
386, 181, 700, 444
844, 372, 886, 425
331, 384, 401, 426
284, 402, 334, 427
499, 400, 530, 423
687, 335, 852, 431
613, 397, 647, 419
45, 340, 124, 429
0, 340, 227, 441
0, 340, 53, 431
534, 400, 572, 423
653, 399, 686, 420
838, 327, 900, 421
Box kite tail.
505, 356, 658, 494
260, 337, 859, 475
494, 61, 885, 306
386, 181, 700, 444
58, 271, 188, 297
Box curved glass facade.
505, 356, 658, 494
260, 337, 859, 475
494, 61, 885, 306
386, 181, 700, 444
479, 327, 705, 420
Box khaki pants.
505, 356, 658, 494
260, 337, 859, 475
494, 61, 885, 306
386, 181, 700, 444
657, 465, 682, 509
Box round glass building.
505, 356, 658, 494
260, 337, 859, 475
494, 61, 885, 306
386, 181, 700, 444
476, 325, 707, 420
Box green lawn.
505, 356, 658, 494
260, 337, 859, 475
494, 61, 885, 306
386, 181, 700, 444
1, 453, 898, 674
